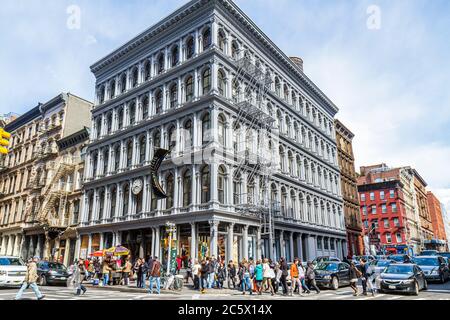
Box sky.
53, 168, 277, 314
0, 0, 449, 214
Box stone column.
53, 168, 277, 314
256, 227, 262, 260
296, 234, 303, 261
242, 225, 249, 260
280, 230, 286, 259
227, 223, 235, 263
63, 238, 71, 266
154, 227, 160, 258
150, 228, 155, 257
190, 222, 197, 261
99, 233, 104, 250
209, 220, 219, 258
289, 232, 294, 261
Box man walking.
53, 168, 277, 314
306, 261, 320, 294
15, 256, 45, 300
148, 257, 162, 294
73, 259, 87, 296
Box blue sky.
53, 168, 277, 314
0, 0, 449, 211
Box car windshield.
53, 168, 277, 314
384, 265, 413, 274
414, 258, 439, 266
376, 260, 391, 267
0, 257, 25, 266
389, 255, 404, 262
316, 263, 339, 271
421, 251, 437, 256
47, 263, 67, 271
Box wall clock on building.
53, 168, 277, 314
132, 179, 143, 195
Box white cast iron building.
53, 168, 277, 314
77, 0, 347, 265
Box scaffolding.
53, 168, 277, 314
232, 50, 279, 259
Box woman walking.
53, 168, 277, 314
254, 260, 264, 295
279, 257, 289, 296
262, 259, 275, 295
306, 261, 320, 294
349, 262, 361, 296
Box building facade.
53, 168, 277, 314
77, 0, 347, 266
426, 191, 448, 251
0, 94, 92, 265
335, 119, 362, 257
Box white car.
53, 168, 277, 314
0, 256, 27, 287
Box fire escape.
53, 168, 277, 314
232, 50, 279, 259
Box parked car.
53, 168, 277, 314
375, 255, 388, 261
419, 250, 439, 256
413, 256, 450, 283
438, 252, 450, 260
312, 256, 341, 266
314, 261, 350, 290
388, 254, 412, 263
379, 263, 427, 296
354, 255, 376, 263
368, 259, 395, 276
0, 256, 27, 287
37, 261, 70, 286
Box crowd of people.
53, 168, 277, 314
14, 253, 376, 299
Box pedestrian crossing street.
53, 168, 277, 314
0, 285, 448, 300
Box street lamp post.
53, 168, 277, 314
165, 222, 176, 276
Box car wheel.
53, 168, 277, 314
412, 281, 419, 296
331, 277, 339, 290
423, 280, 428, 291
440, 274, 445, 284
39, 275, 47, 286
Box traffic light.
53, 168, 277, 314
0, 128, 11, 155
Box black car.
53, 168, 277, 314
388, 254, 412, 263
37, 262, 70, 286
314, 262, 350, 290
379, 263, 427, 296
438, 252, 450, 260
413, 256, 450, 283
419, 250, 439, 256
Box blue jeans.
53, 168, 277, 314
149, 276, 161, 294
15, 282, 43, 300
242, 276, 252, 294
207, 273, 215, 288
141, 273, 146, 288
200, 277, 208, 291
103, 274, 109, 286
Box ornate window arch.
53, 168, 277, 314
200, 165, 210, 204
202, 68, 211, 95
185, 75, 194, 102
182, 170, 192, 207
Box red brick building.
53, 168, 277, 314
426, 191, 448, 251
357, 180, 409, 254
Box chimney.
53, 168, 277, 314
290, 56, 303, 72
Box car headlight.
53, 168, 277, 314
402, 279, 415, 284
431, 269, 439, 275
0, 270, 6, 276
49, 271, 58, 275
323, 275, 331, 280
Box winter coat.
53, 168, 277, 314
200, 264, 209, 278
102, 261, 112, 274
290, 263, 299, 278
24, 261, 39, 284
306, 266, 315, 280
228, 264, 237, 277
254, 264, 264, 281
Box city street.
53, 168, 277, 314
1, 282, 449, 301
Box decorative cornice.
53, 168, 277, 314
90, 0, 339, 114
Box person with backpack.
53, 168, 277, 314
148, 257, 161, 294
279, 257, 289, 296
306, 261, 320, 294
227, 260, 237, 289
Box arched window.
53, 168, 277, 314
218, 70, 226, 96
98, 189, 105, 220
275, 77, 281, 96
202, 68, 211, 95
110, 80, 116, 99
129, 102, 136, 125
144, 61, 151, 81
103, 149, 109, 175
114, 145, 120, 171
126, 140, 133, 168
118, 107, 124, 129
218, 114, 225, 146
98, 86, 105, 104
88, 193, 94, 221
185, 76, 194, 102
218, 165, 226, 204
218, 30, 226, 52
170, 84, 178, 109
123, 184, 130, 216
136, 190, 143, 214
202, 28, 211, 50
232, 80, 240, 102
120, 74, 127, 93
171, 46, 179, 66
157, 53, 165, 74
186, 37, 195, 59
92, 152, 98, 177
155, 90, 163, 114
107, 113, 113, 134
184, 120, 193, 148
231, 41, 239, 59
131, 68, 139, 88
284, 84, 289, 101
168, 126, 176, 149
183, 170, 192, 207
153, 131, 161, 149
202, 113, 211, 145
110, 186, 117, 217
201, 166, 210, 204
96, 118, 102, 138
166, 173, 174, 209
142, 96, 149, 120
233, 173, 241, 205
139, 136, 146, 164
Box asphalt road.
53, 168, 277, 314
1, 281, 449, 300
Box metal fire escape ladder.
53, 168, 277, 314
232, 49, 277, 259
